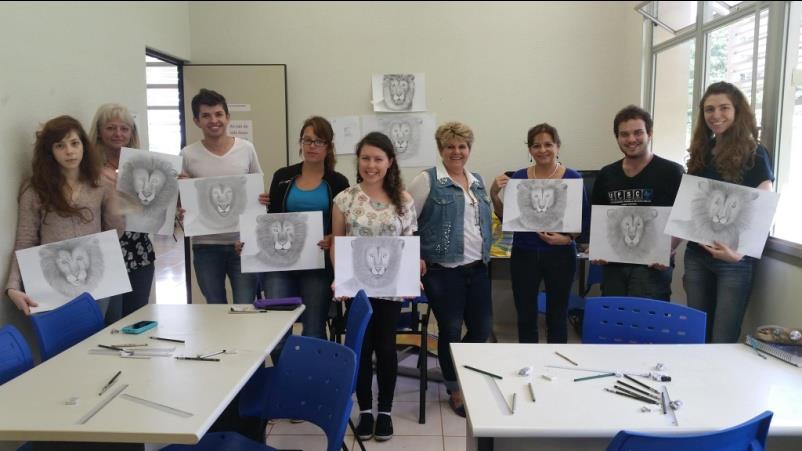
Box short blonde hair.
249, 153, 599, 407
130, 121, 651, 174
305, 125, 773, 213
89, 103, 140, 159
435, 121, 474, 150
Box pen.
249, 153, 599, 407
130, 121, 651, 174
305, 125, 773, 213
198, 349, 226, 359
99, 370, 121, 396
150, 336, 185, 343
175, 356, 220, 362
554, 351, 578, 366
574, 372, 616, 382
528, 382, 536, 402
623, 374, 660, 394
463, 365, 503, 380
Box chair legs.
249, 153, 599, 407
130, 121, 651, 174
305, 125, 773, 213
348, 418, 367, 451
413, 302, 428, 424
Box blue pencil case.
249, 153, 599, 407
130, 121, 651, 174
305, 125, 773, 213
253, 297, 303, 311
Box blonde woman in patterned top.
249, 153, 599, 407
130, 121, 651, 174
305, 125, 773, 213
331, 132, 418, 442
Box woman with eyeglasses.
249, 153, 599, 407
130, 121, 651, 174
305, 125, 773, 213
489, 123, 590, 344
407, 122, 492, 417
261, 116, 349, 339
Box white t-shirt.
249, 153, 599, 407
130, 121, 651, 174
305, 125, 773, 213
181, 137, 262, 244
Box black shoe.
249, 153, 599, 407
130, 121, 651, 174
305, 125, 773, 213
374, 414, 393, 441
356, 413, 374, 441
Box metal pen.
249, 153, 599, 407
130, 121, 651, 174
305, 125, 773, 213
98, 370, 122, 396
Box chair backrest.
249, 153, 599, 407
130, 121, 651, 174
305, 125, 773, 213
30, 292, 104, 361
585, 263, 603, 294
582, 296, 706, 344
263, 335, 356, 451
344, 289, 373, 362
606, 410, 773, 451
0, 324, 34, 385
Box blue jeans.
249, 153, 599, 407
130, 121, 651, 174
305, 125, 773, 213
684, 244, 756, 343
601, 264, 673, 301
105, 264, 156, 325
192, 244, 257, 304
511, 247, 576, 343
260, 269, 332, 339
422, 261, 492, 392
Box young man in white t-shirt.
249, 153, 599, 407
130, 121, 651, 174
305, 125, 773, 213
181, 88, 266, 304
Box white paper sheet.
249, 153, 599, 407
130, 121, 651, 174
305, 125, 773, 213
501, 179, 583, 233
664, 174, 779, 259
17, 230, 132, 313
329, 116, 361, 155
334, 236, 421, 298
589, 205, 672, 266
178, 173, 265, 237
240, 211, 325, 273
116, 148, 181, 235
371, 73, 426, 112
361, 113, 436, 167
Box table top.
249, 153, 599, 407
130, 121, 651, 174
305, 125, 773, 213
452, 343, 802, 439
0, 303, 303, 444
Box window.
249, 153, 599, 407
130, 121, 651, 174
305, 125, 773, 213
145, 54, 181, 155
652, 40, 695, 163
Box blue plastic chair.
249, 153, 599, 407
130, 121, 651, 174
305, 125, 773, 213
606, 410, 773, 451
0, 324, 33, 385
582, 296, 706, 344
165, 336, 356, 451
340, 290, 373, 451
29, 292, 104, 361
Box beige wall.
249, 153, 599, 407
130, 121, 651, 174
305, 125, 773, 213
0, 2, 191, 352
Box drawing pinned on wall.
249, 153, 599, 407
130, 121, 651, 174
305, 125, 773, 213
115, 148, 181, 235
589, 205, 672, 266
361, 113, 436, 167
178, 173, 265, 236
371, 73, 426, 113
227, 120, 253, 143
240, 211, 325, 273
501, 179, 583, 233
329, 116, 361, 155
664, 174, 779, 258
334, 236, 420, 298
16, 230, 132, 313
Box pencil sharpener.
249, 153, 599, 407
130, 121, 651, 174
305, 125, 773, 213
518, 366, 533, 376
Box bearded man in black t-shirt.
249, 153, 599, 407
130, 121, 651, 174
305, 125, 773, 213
590, 105, 684, 301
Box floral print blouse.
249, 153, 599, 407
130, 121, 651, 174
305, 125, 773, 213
333, 184, 417, 237
120, 231, 155, 271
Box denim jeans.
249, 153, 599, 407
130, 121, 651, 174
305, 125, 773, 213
422, 261, 492, 392
601, 264, 673, 301
105, 264, 156, 325
192, 244, 257, 304
260, 269, 332, 339
511, 246, 576, 343
684, 244, 756, 343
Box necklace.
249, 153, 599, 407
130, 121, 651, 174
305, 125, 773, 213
532, 163, 561, 179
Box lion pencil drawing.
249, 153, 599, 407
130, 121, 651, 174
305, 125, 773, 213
606, 207, 659, 261
382, 74, 415, 111
351, 237, 405, 290
194, 176, 248, 230
117, 154, 178, 233
38, 237, 104, 298
254, 213, 308, 267
375, 115, 422, 160
508, 180, 568, 231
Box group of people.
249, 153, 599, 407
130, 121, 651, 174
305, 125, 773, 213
4, 81, 774, 442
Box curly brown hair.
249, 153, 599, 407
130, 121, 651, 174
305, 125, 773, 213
355, 132, 406, 217
29, 115, 101, 222
687, 82, 758, 183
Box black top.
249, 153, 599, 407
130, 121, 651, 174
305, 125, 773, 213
692, 143, 775, 188
267, 162, 350, 235
592, 154, 684, 207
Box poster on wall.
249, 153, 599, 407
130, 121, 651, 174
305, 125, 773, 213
227, 120, 253, 143
371, 73, 426, 112
329, 116, 361, 155
361, 113, 436, 167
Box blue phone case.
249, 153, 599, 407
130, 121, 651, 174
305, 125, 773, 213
121, 321, 158, 334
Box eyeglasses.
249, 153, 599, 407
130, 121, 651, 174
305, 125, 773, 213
300, 138, 328, 148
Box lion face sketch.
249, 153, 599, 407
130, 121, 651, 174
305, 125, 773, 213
255, 213, 307, 266
515, 180, 567, 230
382, 74, 415, 111
39, 237, 104, 298
607, 207, 658, 259
351, 237, 405, 289
389, 121, 412, 154
195, 176, 248, 230
688, 180, 758, 249
377, 116, 421, 159
118, 155, 179, 233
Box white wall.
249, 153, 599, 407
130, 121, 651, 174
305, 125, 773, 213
187, 1, 644, 184
0, 2, 191, 355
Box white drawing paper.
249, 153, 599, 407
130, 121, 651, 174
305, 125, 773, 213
501, 179, 584, 233
665, 174, 779, 258
227, 120, 253, 143
116, 148, 181, 235
590, 205, 672, 266
16, 230, 132, 313
179, 173, 265, 237
329, 116, 361, 155
371, 73, 426, 113
240, 211, 325, 273
334, 236, 421, 298
361, 113, 436, 167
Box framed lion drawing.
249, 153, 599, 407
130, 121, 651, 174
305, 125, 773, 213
240, 211, 325, 273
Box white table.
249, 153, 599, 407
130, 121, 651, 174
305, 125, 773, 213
0, 304, 303, 447
452, 343, 802, 451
